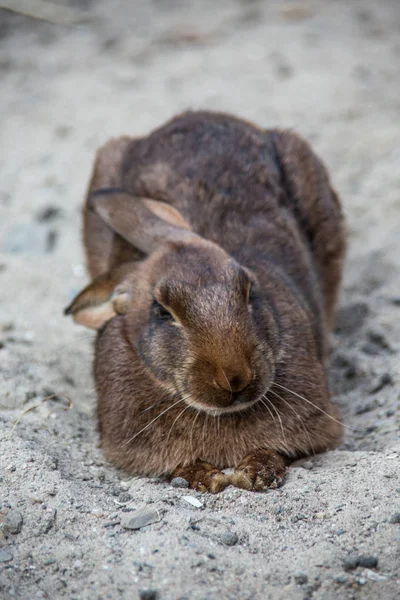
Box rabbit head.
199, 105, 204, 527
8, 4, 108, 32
65, 191, 279, 415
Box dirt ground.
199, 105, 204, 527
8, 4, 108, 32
0, 1, 399, 599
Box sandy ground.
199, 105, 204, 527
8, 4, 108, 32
0, 1, 399, 599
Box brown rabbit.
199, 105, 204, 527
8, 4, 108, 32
65, 111, 346, 493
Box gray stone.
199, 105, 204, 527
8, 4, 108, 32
301, 461, 314, 470
118, 492, 132, 503
0, 549, 13, 563
343, 556, 360, 571
358, 555, 378, 569
121, 507, 163, 530
343, 554, 378, 571
294, 572, 308, 585
389, 512, 400, 524
170, 477, 189, 489
40, 509, 57, 534
3, 509, 23, 534
139, 590, 159, 600
220, 531, 239, 546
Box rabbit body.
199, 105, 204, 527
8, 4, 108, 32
67, 112, 346, 490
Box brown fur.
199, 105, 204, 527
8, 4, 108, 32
66, 111, 346, 491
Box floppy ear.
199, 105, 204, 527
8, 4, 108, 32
64, 263, 134, 329
88, 190, 197, 254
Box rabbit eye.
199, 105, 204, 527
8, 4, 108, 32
153, 300, 175, 322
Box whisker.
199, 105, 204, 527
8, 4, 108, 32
221, 367, 232, 402
54, 335, 95, 350
139, 390, 192, 417
268, 388, 316, 456
271, 381, 356, 432
262, 395, 288, 450
122, 397, 184, 446
190, 408, 202, 458
260, 398, 278, 428
166, 405, 192, 445
202, 412, 209, 457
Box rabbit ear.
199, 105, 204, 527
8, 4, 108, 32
89, 190, 195, 255
64, 264, 133, 329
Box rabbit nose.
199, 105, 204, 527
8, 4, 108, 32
214, 366, 252, 393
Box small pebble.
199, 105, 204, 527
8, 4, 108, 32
182, 496, 203, 509
121, 507, 163, 530
365, 569, 387, 581
301, 461, 314, 470
43, 558, 57, 566
358, 555, 378, 569
170, 477, 189, 489
0, 549, 13, 563
118, 492, 132, 503
103, 520, 121, 528
40, 509, 57, 534
3, 509, 23, 534
389, 513, 400, 524
45, 457, 58, 471
343, 555, 378, 571
343, 556, 360, 571
139, 590, 159, 600
220, 531, 239, 546
294, 572, 308, 585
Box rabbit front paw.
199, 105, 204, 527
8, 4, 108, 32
172, 459, 230, 494
230, 450, 286, 491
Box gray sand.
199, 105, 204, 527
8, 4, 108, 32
0, 1, 399, 599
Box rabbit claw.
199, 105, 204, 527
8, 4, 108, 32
172, 459, 230, 494
231, 450, 286, 491
171, 452, 286, 493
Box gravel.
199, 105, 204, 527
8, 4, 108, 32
2, 509, 23, 534
343, 555, 379, 571
1, 1, 400, 599
170, 477, 189, 489
139, 590, 159, 600
219, 531, 239, 546
358, 556, 379, 569
294, 572, 308, 585
389, 513, 400, 524
0, 549, 13, 563
121, 507, 163, 530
